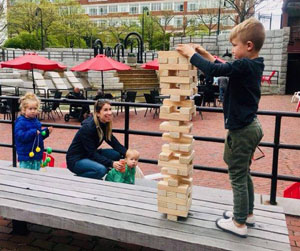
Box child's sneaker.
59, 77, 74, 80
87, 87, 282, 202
223, 210, 255, 227
216, 218, 247, 238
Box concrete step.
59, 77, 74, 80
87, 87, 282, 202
124, 82, 159, 89
121, 78, 158, 84
118, 69, 155, 75
117, 74, 157, 79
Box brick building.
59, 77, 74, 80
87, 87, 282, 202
78, 0, 236, 33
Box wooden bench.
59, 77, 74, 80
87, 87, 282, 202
0, 166, 291, 251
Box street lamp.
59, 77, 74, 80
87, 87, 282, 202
35, 7, 44, 50
141, 7, 149, 48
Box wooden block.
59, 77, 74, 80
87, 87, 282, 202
170, 95, 184, 102
168, 178, 179, 187
180, 107, 193, 115
158, 189, 167, 197
178, 70, 198, 77
169, 132, 181, 138
177, 197, 192, 211
169, 121, 182, 126
159, 111, 191, 122
162, 133, 193, 144
157, 199, 168, 208
179, 151, 195, 164
168, 57, 178, 64
159, 151, 173, 161
160, 121, 192, 134
159, 70, 169, 76
159, 64, 192, 71
158, 51, 183, 58
161, 88, 193, 96
167, 191, 177, 198
162, 144, 170, 152
160, 76, 193, 84
181, 177, 193, 186
160, 83, 172, 89
167, 202, 177, 210
178, 57, 189, 64
169, 142, 193, 153
160, 105, 175, 114
163, 99, 194, 107
157, 194, 188, 205
158, 206, 188, 217
159, 158, 192, 170
167, 214, 178, 221
158, 57, 168, 64
161, 166, 178, 175
158, 180, 189, 194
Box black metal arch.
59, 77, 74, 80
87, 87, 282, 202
124, 32, 144, 63
105, 47, 114, 57
93, 39, 104, 57
114, 43, 125, 62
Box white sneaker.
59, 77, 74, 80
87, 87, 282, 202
216, 218, 247, 238
223, 210, 255, 227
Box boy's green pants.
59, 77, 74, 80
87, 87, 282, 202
223, 118, 263, 224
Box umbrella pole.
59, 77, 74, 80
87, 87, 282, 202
101, 71, 104, 93
32, 69, 36, 94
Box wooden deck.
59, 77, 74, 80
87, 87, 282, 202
0, 166, 291, 251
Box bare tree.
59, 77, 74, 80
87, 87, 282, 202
225, 0, 266, 23
196, 9, 228, 36
0, 0, 7, 44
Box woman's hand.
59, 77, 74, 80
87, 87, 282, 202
113, 161, 124, 171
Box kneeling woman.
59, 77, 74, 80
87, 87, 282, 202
66, 99, 126, 179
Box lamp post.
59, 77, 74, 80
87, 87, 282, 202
141, 7, 149, 49
35, 7, 44, 50
217, 0, 222, 35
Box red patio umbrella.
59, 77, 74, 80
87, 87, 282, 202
71, 54, 131, 92
141, 59, 159, 70
0, 53, 66, 93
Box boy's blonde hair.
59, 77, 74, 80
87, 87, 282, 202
19, 92, 40, 114
230, 17, 265, 52
125, 149, 140, 159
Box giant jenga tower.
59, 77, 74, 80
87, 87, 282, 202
157, 51, 197, 221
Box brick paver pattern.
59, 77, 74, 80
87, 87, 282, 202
0, 95, 299, 250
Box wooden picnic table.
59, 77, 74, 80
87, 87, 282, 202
0, 166, 291, 251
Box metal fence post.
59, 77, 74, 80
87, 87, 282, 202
124, 104, 129, 149
11, 98, 18, 167
270, 115, 281, 205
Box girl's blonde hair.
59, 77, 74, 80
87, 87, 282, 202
19, 92, 40, 114
93, 99, 112, 142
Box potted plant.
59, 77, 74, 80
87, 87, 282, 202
127, 52, 137, 64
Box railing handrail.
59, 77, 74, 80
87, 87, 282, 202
0, 95, 299, 205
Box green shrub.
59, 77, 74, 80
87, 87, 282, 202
3, 32, 39, 50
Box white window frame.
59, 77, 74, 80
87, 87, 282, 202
162, 2, 173, 11
119, 4, 129, 13
109, 5, 118, 13
151, 3, 161, 11
174, 2, 184, 12
129, 4, 139, 14
98, 6, 107, 16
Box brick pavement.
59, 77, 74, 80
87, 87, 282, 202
0, 94, 299, 250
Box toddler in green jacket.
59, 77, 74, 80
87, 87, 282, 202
105, 149, 139, 184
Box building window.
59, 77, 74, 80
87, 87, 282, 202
174, 17, 183, 28
129, 4, 139, 14
174, 2, 184, 12
109, 5, 118, 13
162, 2, 173, 11
151, 3, 161, 11
119, 5, 129, 13
98, 6, 107, 16
89, 7, 97, 16
188, 2, 199, 11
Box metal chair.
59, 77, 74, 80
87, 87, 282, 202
144, 93, 159, 118
117, 91, 137, 115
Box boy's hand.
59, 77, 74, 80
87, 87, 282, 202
193, 44, 206, 55
176, 44, 196, 59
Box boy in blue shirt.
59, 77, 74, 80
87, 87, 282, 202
176, 17, 265, 238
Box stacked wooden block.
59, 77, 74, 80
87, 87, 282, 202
157, 51, 197, 221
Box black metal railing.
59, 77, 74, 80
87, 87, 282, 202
0, 96, 300, 205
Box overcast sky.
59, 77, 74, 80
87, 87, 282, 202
255, 0, 283, 29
